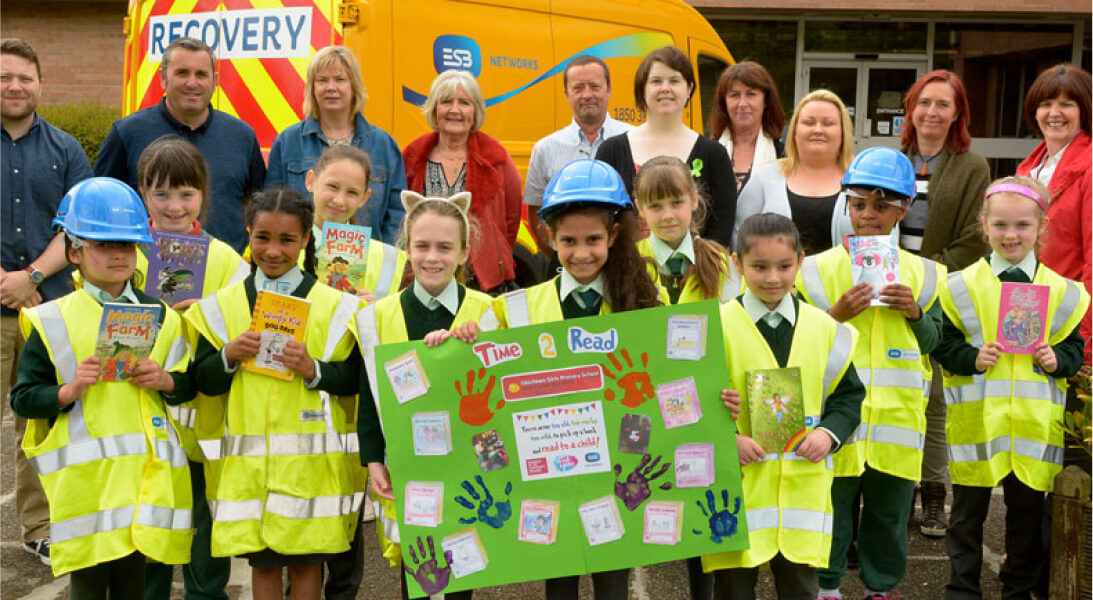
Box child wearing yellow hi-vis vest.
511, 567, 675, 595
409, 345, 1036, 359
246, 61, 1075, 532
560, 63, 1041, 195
705, 212, 864, 600
354, 190, 498, 600
134, 136, 245, 600
11, 177, 194, 597
933, 176, 1088, 600
794, 148, 945, 600
493, 159, 664, 600
633, 155, 741, 306
185, 188, 363, 600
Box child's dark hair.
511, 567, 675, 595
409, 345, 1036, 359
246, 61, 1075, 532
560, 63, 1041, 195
312, 145, 373, 225
245, 187, 317, 277
735, 213, 803, 257
136, 135, 210, 224
546, 206, 661, 312
634, 156, 733, 299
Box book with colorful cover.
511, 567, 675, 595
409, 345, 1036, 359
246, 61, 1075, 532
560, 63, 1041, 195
403, 481, 444, 527
849, 235, 899, 306
243, 290, 311, 381
518, 499, 560, 545
674, 443, 715, 488
656, 376, 703, 429
746, 367, 807, 454
144, 231, 209, 303
441, 528, 489, 578
412, 411, 453, 456
315, 222, 372, 294
642, 500, 684, 545
95, 303, 162, 381
997, 282, 1049, 354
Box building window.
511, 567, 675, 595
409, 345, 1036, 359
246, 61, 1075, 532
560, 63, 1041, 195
805, 21, 927, 54
705, 19, 798, 127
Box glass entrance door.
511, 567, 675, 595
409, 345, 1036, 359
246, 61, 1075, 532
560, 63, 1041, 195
801, 59, 925, 151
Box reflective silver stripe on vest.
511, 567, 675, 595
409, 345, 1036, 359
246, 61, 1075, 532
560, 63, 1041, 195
223, 435, 267, 457
949, 436, 1011, 463
197, 294, 229, 344
38, 301, 77, 384
209, 499, 263, 522
1013, 438, 1064, 465
479, 305, 500, 331
355, 303, 385, 434
344, 433, 360, 454
323, 293, 360, 362
856, 367, 923, 390
52, 505, 135, 544
270, 432, 347, 456
719, 275, 742, 304
169, 405, 196, 429
504, 289, 531, 328
379, 500, 401, 543
373, 244, 401, 299
845, 423, 868, 445
946, 272, 983, 346
781, 508, 833, 535
228, 260, 250, 286
945, 378, 1061, 406
155, 439, 188, 467
745, 506, 780, 531
164, 336, 189, 371
1050, 280, 1083, 338
869, 424, 925, 450
265, 491, 361, 519
799, 256, 832, 312
198, 439, 222, 461
823, 325, 854, 395
916, 257, 938, 309
31, 432, 147, 476
135, 504, 192, 531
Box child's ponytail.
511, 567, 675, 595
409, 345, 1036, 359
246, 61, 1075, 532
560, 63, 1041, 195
603, 209, 661, 312
689, 237, 732, 299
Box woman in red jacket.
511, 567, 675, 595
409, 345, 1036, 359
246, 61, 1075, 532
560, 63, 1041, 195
403, 70, 522, 293
1016, 64, 1091, 367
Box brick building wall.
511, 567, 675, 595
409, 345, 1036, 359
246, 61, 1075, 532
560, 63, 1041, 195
1, 1, 128, 107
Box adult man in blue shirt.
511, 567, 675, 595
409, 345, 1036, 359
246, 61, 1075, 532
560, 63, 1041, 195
95, 37, 265, 252
1, 37, 92, 568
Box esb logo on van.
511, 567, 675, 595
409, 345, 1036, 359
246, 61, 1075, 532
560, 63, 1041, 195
433, 35, 481, 77
148, 8, 312, 62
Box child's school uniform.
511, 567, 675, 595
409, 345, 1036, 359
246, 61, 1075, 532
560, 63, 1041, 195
796, 244, 945, 594
637, 234, 741, 304
185, 268, 363, 560
355, 279, 497, 600
10, 283, 194, 585
934, 253, 1088, 599
702, 291, 864, 600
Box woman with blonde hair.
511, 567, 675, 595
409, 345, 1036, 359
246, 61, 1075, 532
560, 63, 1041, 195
267, 45, 407, 244
733, 89, 854, 255
402, 70, 522, 293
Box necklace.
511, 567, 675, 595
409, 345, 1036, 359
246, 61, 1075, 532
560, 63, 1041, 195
915, 151, 942, 176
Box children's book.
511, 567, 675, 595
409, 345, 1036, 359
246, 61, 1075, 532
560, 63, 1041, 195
849, 235, 899, 306
403, 481, 444, 527
518, 499, 560, 545
95, 303, 162, 381
144, 231, 209, 303
472, 429, 509, 472
674, 443, 715, 488
384, 349, 431, 404
618, 413, 652, 455
578, 495, 625, 546
666, 314, 708, 360
997, 282, 1049, 354
642, 500, 684, 545
243, 290, 310, 381
315, 222, 372, 294
441, 528, 489, 578
746, 367, 807, 454
656, 377, 703, 428
412, 412, 453, 456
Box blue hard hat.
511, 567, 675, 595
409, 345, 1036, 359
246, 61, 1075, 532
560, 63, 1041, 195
538, 159, 632, 220
55, 177, 152, 244
841, 147, 916, 201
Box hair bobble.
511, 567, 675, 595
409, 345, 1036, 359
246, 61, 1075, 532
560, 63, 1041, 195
984, 183, 1048, 212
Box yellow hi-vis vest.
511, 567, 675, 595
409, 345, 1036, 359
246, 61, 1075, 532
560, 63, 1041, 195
797, 246, 945, 480
184, 280, 363, 557
354, 286, 499, 567
636, 238, 742, 304
493, 276, 668, 327
940, 258, 1089, 492
136, 237, 249, 463
244, 238, 407, 300
19, 290, 193, 576
702, 300, 858, 571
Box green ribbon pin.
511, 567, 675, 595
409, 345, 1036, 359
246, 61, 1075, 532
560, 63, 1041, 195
690, 158, 704, 178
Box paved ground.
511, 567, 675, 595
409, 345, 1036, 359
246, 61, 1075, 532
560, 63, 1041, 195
1, 411, 1006, 599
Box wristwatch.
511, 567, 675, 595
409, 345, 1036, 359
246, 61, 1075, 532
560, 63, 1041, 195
24, 265, 44, 285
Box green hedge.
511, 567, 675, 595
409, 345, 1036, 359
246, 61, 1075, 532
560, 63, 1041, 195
38, 102, 120, 167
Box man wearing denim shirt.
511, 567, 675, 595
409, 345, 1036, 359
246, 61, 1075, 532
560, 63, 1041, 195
94, 37, 265, 252
1, 38, 92, 567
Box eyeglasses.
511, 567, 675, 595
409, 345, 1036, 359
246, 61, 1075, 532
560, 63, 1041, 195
843, 187, 908, 204
66, 234, 137, 251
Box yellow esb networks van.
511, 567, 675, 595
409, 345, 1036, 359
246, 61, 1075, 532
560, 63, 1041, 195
122, 0, 732, 173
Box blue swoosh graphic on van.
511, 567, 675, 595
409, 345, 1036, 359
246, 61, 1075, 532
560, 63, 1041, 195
402, 32, 674, 107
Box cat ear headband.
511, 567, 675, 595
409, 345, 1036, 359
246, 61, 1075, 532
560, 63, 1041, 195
400, 190, 472, 233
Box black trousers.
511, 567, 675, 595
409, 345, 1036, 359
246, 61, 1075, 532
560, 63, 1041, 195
545, 569, 630, 600
947, 474, 1045, 600
713, 553, 817, 600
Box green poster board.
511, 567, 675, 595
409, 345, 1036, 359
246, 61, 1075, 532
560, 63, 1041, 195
374, 300, 749, 598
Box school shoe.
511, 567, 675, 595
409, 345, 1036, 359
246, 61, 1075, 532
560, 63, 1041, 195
919, 481, 948, 537
23, 538, 50, 566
